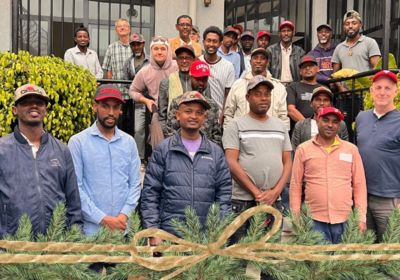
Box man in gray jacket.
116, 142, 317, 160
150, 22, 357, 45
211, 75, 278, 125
291, 86, 349, 150
266, 20, 305, 84
0, 84, 82, 238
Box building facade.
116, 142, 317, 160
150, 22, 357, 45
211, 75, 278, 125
1, 0, 399, 68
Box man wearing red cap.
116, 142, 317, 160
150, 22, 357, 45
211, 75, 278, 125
165, 60, 222, 145
291, 106, 367, 244
266, 20, 305, 83
240, 30, 255, 72
68, 85, 141, 237
308, 24, 337, 82
356, 70, 400, 242
256, 30, 271, 50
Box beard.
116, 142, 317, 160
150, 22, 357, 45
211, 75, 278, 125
97, 116, 117, 129
346, 29, 359, 39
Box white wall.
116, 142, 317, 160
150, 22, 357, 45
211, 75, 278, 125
154, 0, 224, 40
0, 0, 12, 52
311, 0, 328, 48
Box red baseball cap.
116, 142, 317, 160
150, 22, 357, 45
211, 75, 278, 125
95, 85, 125, 103
256, 30, 271, 40
299, 55, 318, 68
318, 107, 344, 121
372, 70, 398, 84
189, 60, 211, 78
279, 20, 295, 31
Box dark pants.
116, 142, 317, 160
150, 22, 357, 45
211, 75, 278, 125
229, 199, 284, 245
117, 99, 135, 137
313, 220, 346, 244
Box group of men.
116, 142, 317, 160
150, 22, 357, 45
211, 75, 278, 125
1, 11, 399, 279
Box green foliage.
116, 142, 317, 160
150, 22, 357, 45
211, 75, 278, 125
3, 204, 400, 279
0, 51, 96, 142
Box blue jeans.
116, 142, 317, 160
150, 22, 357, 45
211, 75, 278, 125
313, 220, 346, 244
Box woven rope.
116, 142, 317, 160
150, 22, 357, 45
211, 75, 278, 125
1, 205, 400, 280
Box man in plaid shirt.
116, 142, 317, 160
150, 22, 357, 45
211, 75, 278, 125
102, 18, 134, 136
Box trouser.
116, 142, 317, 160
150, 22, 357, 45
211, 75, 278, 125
313, 220, 347, 244
117, 99, 135, 137
133, 103, 146, 160
367, 194, 399, 242
229, 199, 284, 245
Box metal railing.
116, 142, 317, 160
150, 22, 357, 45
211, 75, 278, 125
323, 68, 400, 143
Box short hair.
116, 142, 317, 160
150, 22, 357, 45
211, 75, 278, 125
203, 26, 223, 42
115, 18, 130, 28
176, 15, 192, 25
74, 25, 89, 38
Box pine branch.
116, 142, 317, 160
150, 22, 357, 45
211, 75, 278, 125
43, 203, 67, 242
170, 207, 203, 243
14, 214, 34, 242
379, 208, 400, 278
205, 204, 235, 243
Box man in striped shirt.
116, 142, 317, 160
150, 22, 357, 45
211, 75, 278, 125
199, 26, 236, 115
223, 75, 292, 244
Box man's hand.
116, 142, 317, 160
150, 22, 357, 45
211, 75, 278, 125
100, 215, 127, 231
149, 236, 162, 246
144, 98, 157, 112
256, 189, 280, 205
117, 213, 128, 224
358, 221, 367, 233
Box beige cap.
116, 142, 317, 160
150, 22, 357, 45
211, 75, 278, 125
14, 84, 50, 104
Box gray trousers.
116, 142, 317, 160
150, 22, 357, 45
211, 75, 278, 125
367, 194, 399, 242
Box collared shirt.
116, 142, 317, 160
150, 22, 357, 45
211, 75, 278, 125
68, 122, 141, 235
280, 43, 293, 83
20, 132, 41, 158
324, 137, 340, 153
102, 41, 133, 99
64, 46, 104, 79
217, 47, 241, 79
290, 136, 367, 224
179, 38, 193, 46
356, 109, 400, 197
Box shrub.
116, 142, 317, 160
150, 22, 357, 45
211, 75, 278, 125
0, 51, 96, 142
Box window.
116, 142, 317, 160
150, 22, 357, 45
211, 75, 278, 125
12, 0, 155, 62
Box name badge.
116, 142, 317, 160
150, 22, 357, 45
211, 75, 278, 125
339, 153, 353, 163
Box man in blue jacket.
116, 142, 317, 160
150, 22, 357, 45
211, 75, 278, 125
141, 91, 232, 246
0, 84, 82, 238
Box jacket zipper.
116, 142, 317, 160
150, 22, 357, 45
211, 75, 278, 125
34, 149, 45, 233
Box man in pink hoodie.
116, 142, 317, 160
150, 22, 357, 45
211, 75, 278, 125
129, 36, 178, 160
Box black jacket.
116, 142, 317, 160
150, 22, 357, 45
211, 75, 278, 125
140, 131, 232, 235
267, 42, 305, 82
0, 127, 82, 238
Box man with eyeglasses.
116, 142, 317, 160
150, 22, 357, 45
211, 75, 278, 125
0, 84, 82, 239
141, 91, 232, 243
158, 45, 195, 132
169, 15, 202, 58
